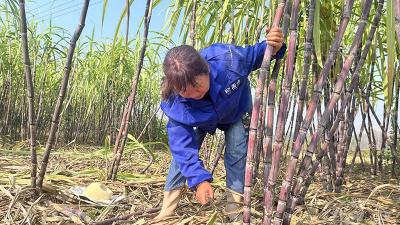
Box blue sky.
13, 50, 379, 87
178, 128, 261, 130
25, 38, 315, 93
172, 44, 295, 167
25, 0, 175, 42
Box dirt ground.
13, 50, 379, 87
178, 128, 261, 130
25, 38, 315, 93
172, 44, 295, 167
1, 140, 399, 224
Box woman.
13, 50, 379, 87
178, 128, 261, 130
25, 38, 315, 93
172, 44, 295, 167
155, 27, 286, 222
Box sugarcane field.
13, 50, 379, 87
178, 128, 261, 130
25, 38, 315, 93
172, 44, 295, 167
1, 0, 400, 224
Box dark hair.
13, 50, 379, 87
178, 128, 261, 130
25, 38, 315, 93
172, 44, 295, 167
161, 45, 209, 100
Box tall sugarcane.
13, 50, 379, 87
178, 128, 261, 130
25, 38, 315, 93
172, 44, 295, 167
108, 0, 153, 180
335, 95, 357, 192
262, 0, 292, 189
273, 0, 362, 222
18, 0, 37, 190
243, 1, 286, 223
252, 1, 277, 183
281, 0, 315, 219
287, 1, 382, 221
252, 1, 276, 184
292, 0, 315, 150
263, 0, 301, 224
36, 0, 90, 191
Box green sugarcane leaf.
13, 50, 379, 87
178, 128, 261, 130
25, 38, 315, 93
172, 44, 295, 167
112, 0, 136, 57
101, 0, 109, 29
206, 211, 218, 225
384, 0, 396, 112
313, 0, 323, 68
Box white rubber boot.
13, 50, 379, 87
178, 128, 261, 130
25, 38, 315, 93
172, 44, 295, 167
153, 188, 183, 221
224, 189, 243, 224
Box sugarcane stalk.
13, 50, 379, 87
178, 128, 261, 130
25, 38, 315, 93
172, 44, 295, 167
283, 92, 297, 160
36, 0, 90, 191
361, 89, 387, 163
18, 0, 37, 191
335, 102, 349, 192
288, 1, 382, 219
390, 77, 399, 177
108, 0, 153, 180
274, 0, 365, 222
342, 98, 357, 169
292, 0, 315, 141
189, 0, 197, 47
252, 1, 277, 185
281, 1, 315, 220
263, 0, 301, 223
245, 13, 249, 45
362, 70, 378, 175
253, 83, 267, 185
243, 2, 286, 223
324, 83, 336, 190
367, 108, 378, 174
351, 124, 364, 168
262, 0, 291, 191
125, 0, 130, 48
255, 3, 266, 43
210, 137, 225, 175
335, 95, 357, 191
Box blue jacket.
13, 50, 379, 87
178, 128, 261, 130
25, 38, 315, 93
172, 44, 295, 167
160, 41, 286, 189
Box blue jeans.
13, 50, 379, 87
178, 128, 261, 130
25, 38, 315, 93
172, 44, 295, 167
164, 117, 249, 194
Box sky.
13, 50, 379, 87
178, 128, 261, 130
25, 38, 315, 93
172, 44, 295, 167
25, 0, 176, 42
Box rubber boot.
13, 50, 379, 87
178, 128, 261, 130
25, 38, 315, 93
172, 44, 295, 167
153, 188, 183, 221
223, 189, 243, 224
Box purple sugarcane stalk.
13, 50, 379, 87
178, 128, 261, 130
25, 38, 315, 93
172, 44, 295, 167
263, 1, 301, 224
292, 0, 315, 141
281, 0, 315, 221
210, 137, 225, 175
108, 0, 153, 180
18, 0, 38, 190
335, 103, 349, 193
390, 77, 399, 177
335, 95, 357, 192
262, 0, 292, 193
288, 0, 382, 219
274, 0, 362, 223
37, 0, 90, 191
243, 1, 286, 224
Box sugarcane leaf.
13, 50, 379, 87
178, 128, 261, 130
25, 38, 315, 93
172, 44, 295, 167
127, 133, 155, 158
206, 211, 218, 225
101, 0, 108, 29
313, 0, 323, 68
384, 0, 396, 111
112, 0, 136, 56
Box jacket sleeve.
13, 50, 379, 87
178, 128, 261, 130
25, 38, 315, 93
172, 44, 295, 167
239, 40, 287, 72
166, 119, 213, 189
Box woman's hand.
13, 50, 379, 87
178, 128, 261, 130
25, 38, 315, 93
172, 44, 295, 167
266, 27, 284, 55
195, 181, 214, 205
